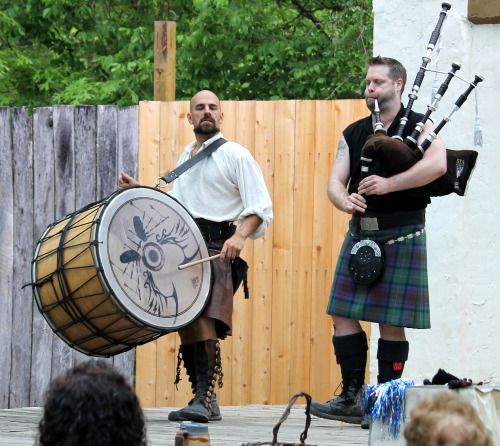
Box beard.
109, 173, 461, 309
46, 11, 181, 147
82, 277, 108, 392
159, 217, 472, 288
365, 96, 376, 113
193, 118, 220, 135
365, 89, 397, 114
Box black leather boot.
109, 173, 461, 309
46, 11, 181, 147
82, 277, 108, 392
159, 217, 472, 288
172, 340, 222, 423
310, 369, 365, 423
168, 343, 222, 422
310, 332, 368, 424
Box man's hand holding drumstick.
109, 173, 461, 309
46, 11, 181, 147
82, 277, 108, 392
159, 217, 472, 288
117, 172, 139, 190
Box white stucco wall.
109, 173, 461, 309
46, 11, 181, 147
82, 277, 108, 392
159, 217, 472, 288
371, 0, 499, 385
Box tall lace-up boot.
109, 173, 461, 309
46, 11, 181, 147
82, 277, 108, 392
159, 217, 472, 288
310, 331, 368, 424
172, 340, 222, 423
168, 343, 222, 422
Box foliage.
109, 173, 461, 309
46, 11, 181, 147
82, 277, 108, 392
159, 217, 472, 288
0, 0, 372, 107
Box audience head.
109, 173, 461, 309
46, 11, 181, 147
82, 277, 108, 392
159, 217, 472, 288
404, 391, 493, 446
38, 360, 147, 446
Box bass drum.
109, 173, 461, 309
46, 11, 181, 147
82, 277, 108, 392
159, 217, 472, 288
32, 186, 212, 357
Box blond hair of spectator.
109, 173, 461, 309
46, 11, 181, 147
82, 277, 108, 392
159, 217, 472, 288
404, 391, 493, 446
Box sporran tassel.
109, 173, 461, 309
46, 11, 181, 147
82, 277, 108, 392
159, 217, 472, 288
358, 378, 415, 439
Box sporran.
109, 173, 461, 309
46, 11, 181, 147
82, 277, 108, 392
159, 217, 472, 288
348, 214, 385, 285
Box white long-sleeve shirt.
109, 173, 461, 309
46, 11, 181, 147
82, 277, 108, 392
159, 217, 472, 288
169, 133, 273, 239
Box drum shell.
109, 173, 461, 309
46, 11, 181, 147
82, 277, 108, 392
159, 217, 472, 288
32, 187, 212, 357
32, 200, 165, 357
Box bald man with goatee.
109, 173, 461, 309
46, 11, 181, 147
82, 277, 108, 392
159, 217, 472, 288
118, 90, 273, 423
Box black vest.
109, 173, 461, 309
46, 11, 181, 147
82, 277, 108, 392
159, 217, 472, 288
343, 104, 430, 214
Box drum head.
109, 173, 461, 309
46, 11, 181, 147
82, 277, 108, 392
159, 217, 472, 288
97, 187, 211, 330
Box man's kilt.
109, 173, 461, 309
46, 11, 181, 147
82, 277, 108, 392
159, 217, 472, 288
327, 220, 430, 329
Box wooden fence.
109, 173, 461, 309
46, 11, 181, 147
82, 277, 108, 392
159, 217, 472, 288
0, 105, 137, 409
0, 99, 370, 410
133, 99, 371, 408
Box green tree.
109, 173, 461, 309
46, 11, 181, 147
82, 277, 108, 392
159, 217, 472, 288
0, 0, 372, 107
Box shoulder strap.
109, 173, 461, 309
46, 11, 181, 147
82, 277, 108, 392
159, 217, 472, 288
160, 138, 228, 185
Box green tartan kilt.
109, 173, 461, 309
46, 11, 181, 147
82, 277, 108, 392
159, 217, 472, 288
326, 220, 430, 329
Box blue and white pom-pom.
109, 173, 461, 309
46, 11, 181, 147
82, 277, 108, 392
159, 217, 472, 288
358, 378, 415, 439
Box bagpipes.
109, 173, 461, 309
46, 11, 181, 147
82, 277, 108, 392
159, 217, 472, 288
362, 1, 484, 198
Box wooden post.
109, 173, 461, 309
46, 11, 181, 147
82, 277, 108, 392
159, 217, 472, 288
154, 21, 176, 101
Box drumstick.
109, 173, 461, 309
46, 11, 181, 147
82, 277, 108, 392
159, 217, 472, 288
178, 253, 221, 270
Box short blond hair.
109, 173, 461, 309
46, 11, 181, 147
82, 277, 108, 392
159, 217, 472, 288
404, 391, 493, 446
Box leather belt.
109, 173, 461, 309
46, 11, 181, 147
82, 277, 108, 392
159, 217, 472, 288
195, 218, 236, 242
358, 210, 425, 231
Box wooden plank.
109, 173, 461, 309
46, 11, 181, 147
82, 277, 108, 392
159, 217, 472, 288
155, 333, 181, 407
114, 105, 140, 384
270, 101, 295, 404
309, 100, 338, 402
113, 349, 136, 389
330, 99, 372, 385
154, 22, 176, 102
136, 101, 162, 406
249, 101, 275, 404
328, 98, 349, 400
10, 107, 34, 408
159, 101, 183, 187
97, 105, 118, 200
0, 108, 13, 409
31, 117, 54, 240
72, 105, 97, 366
75, 105, 97, 208
138, 101, 161, 187
331, 100, 357, 266
30, 107, 55, 406
230, 100, 257, 406
177, 101, 192, 156
214, 101, 237, 406
51, 105, 76, 378
154, 38, 175, 410
289, 101, 316, 397
90, 105, 120, 366
0, 405, 370, 446
155, 101, 185, 408
117, 105, 139, 187
53, 105, 76, 218
353, 99, 369, 123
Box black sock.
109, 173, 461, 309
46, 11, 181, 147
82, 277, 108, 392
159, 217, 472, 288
377, 338, 409, 383
333, 331, 368, 383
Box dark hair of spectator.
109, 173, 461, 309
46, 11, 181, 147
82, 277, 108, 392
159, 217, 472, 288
38, 360, 147, 446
